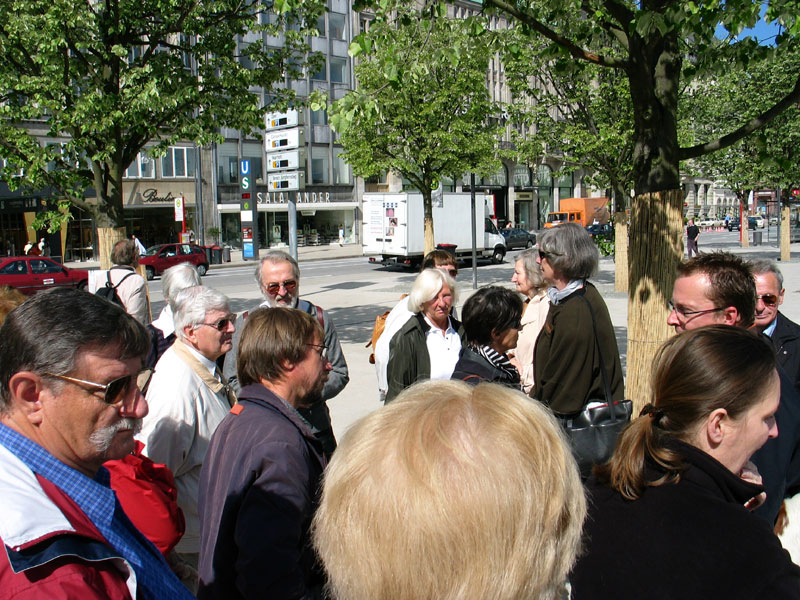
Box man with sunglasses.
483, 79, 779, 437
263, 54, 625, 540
0, 288, 193, 599
198, 308, 331, 600
139, 285, 237, 589
750, 259, 800, 392
224, 250, 348, 458
668, 252, 800, 525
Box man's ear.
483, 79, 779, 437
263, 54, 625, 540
721, 306, 740, 327
183, 325, 198, 346
7, 372, 47, 425
779, 288, 786, 306
281, 358, 297, 373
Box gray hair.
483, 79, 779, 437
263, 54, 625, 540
173, 286, 230, 341
407, 269, 457, 313
748, 259, 784, 290
162, 263, 202, 310
0, 289, 149, 414
254, 250, 300, 289
537, 223, 599, 280
515, 248, 547, 292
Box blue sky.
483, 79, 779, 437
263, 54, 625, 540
714, 5, 783, 45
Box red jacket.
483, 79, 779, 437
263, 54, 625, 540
0, 445, 138, 599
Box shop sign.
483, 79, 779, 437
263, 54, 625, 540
139, 188, 177, 204
0, 197, 46, 213
257, 191, 333, 204
265, 109, 301, 130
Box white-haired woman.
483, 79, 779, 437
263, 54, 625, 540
385, 269, 464, 403
509, 247, 550, 394
145, 262, 202, 368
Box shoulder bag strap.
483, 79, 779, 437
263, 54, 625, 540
577, 293, 619, 422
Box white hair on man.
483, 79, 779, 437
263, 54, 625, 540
173, 286, 230, 341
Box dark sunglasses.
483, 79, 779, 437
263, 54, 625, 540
757, 294, 779, 306
197, 315, 235, 331
265, 279, 297, 295
44, 371, 143, 405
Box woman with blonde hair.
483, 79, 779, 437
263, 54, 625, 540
510, 247, 550, 394
571, 326, 799, 599
313, 380, 586, 600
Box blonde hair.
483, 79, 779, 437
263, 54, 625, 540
407, 268, 457, 313
313, 380, 586, 600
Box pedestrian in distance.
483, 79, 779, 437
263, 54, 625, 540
686, 218, 700, 258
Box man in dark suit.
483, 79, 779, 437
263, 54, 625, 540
750, 259, 800, 392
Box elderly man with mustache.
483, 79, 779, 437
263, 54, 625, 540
0, 288, 192, 599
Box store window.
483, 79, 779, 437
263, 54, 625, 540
311, 146, 329, 184
513, 164, 531, 188
333, 147, 350, 184
124, 151, 156, 179
329, 12, 346, 39
161, 146, 196, 178
330, 57, 348, 83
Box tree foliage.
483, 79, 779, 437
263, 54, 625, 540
314, 5, 502, 253
0, 0, 324, 230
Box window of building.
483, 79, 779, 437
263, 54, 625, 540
161, 146, 196, 178
329, 12, 346, 39
333, 147, 349, 184
311, 146, 329, 184
242, 142, 264, 183
330, 57, 347, 83
311, 59, 326, 81
311, 107, 328, 125
124, 151, 156, 178
513, 164, 531, 188
316, 13, 326, 36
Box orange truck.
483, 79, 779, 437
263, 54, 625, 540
544, 197, 611, 228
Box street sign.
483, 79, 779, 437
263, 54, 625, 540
240, 160, 251, 191
264, 128, 304, 152
174, 196, 184, 222
267, 149, 304, 172
268, 171, 305, 191
265, 109, 301, 130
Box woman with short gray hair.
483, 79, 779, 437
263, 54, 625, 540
385, 269, 464, 403
145, 263, 202, 368
510, 247, 550, 394
533, 223, 624, 415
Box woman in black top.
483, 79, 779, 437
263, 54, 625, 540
571, 326, 799, 599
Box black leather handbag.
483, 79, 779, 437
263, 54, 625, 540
557, 295, 632, 478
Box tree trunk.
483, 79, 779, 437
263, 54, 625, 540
626, 189, 683, 412
96, 227, 127, 270
423, 188, 435, 255
741, 210, 750, 248
614, 211, 629, 292
781, 204, 791, 261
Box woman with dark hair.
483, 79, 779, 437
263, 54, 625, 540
571, 326, 800, 599
533, 223, 623, 414
451, 286, 523, 387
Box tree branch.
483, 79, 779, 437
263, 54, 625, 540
680, 74, 800, 159
484, 0, 628, 69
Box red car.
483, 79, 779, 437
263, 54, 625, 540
0, 256, 89, 296
139, 243, 209, 280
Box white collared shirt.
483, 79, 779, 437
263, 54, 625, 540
423, 315, 461, 380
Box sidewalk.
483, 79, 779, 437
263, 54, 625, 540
64, 242, 364, 271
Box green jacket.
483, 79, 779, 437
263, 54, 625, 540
533, 282, 624, 415
385, 313, 464, 403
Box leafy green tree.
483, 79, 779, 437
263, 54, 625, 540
0, 0, 323, 265
315, 7, 501, 254
481, 0, 800, 403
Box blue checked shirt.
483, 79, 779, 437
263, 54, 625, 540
0, 423, 193, 600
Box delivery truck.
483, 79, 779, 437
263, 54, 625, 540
544, 197, 611, 228
363, 192, 508, 267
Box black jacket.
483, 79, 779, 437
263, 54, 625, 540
773, 311, 800, 392
571, 441, 800, 600
450, 346, 520, 388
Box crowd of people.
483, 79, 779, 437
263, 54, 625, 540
1, 226, 799, 599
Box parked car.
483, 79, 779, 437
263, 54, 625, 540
586, 223, 613, 237
727, 218, 740, 231
751, 215, 766, 228
0, 256, 89, 296
139, 243, 209, 280
500, 228, 536, 250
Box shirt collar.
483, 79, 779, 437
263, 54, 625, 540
184, 342, 218, 376
763, 317, 778, 338
422, 313, 455, 334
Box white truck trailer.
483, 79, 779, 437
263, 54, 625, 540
362, 192, 507, 267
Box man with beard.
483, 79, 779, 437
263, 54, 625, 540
138, 285, 237, 587
223, 250, 348, 458
0, 288, 192, 598
198, 307, 331, 600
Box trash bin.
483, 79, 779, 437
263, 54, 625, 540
222, 246, 231, 263
211, 246, 223, 264
753, 231, 763, 246
203, 245, 213, 264
436, 243, 458, 259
